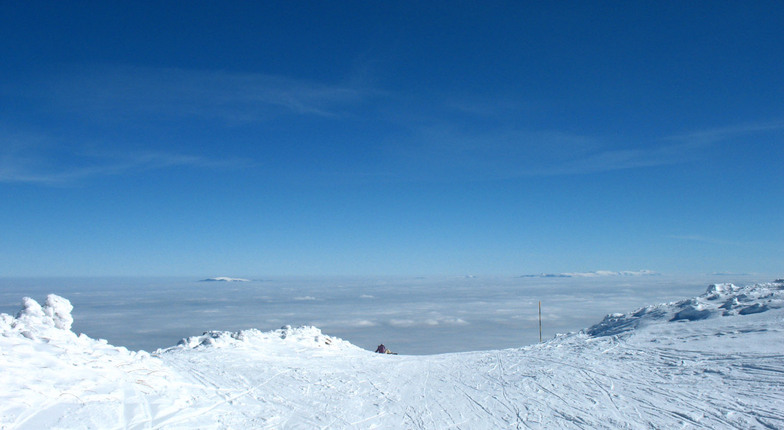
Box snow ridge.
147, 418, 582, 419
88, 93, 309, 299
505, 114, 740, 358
586, 281, 784, 337
170, 325, 358, 352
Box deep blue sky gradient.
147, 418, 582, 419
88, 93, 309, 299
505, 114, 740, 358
1, 2, 782, 276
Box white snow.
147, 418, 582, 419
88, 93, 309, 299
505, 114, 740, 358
2, 282, 783, 429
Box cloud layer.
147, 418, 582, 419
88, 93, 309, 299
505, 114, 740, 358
2, 275, 753, 354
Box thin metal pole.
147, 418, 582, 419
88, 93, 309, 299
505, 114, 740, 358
538, 301, 542, 343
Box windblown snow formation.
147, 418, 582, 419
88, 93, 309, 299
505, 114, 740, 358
2, 282, 783, 429
586, 281, 784, 337
172, 324, 356, 351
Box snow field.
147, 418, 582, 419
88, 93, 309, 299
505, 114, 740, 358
1, 282, 783, 429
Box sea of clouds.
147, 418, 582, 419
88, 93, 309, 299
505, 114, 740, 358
0, 273, 769, 354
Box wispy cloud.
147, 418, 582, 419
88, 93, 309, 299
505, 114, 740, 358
549, 141, 707, 175
668, 235, 747, 247
0, 133, 247, 184
664, 120, 784, 145
386, 125, 707, 180
384, 114, 784, 181
2, 64, 368, 185
12, 65, 377, 123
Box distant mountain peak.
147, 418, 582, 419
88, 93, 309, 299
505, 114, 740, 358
200, 277, 250, 282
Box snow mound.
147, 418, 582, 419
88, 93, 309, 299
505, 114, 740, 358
1, 294, 76, 342
586, 281, 784, 337
0, 295, 152, 359
171, 325, 359, 352
0, 296, 189, 429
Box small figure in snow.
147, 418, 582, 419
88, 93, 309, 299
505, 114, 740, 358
375, 344, 394, 354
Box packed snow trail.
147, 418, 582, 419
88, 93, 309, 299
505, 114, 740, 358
1, 282, 783, 429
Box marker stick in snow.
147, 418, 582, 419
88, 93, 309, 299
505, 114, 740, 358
539, 301, 542, 343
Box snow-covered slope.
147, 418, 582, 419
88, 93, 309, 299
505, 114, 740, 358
2, 282, 783, 429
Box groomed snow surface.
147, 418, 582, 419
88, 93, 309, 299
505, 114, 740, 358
2, 282, 783, 429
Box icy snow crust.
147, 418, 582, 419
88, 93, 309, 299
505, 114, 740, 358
2, 283, 783, 429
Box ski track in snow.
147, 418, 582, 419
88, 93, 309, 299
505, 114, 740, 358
1, 282, 783, 429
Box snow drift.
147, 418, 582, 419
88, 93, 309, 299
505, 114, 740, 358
2, 282, 783, 429
586, 281, 784, 337
171, 324, 358, 352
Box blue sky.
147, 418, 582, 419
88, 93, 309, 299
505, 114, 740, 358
1, 2, 782, 277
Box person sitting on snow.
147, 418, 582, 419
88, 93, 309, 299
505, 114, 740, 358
375, 344, 394, 354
